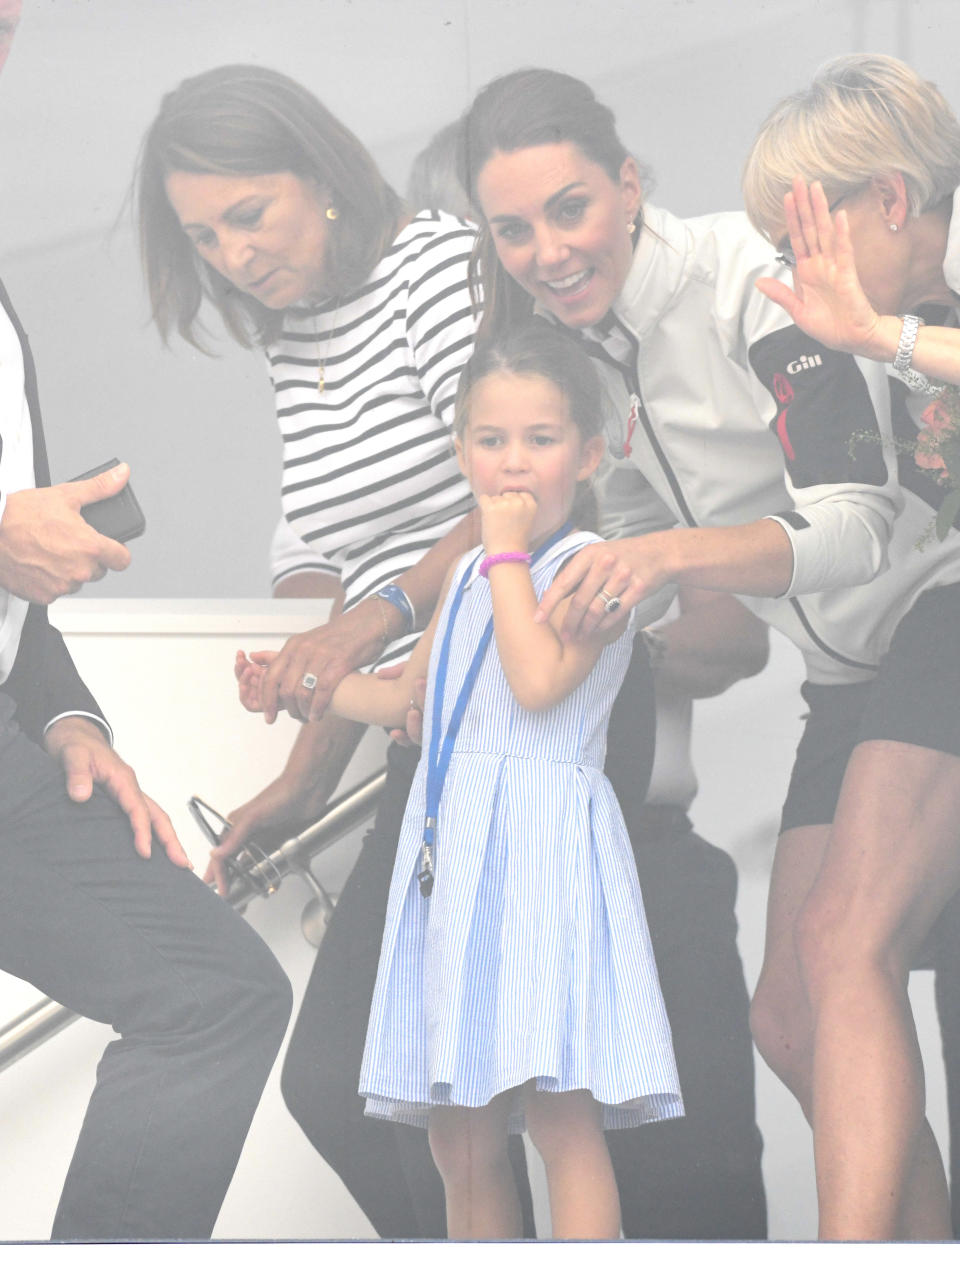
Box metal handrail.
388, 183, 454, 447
0, 768, 387, 1074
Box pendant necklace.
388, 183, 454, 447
314, 301, 341, 394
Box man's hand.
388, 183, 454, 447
44, 715, 190, 868
0, 464, 133, 604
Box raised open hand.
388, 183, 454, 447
756, 178, 886, 360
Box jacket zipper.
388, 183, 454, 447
587, 318, 879, 675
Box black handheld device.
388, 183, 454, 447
70, 457, 146, 543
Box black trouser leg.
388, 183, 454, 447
607, 818, 767, 1240
0, 734, 292, 1241
604, 639, 767, 1240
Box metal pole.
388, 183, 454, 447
0, 769, 387, 1074
221, 769, 386, 908
0, 1001, 80, 1072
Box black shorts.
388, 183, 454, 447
779, 582, 960, 833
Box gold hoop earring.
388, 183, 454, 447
325, 207, 339, 221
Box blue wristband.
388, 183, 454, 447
374, 583, 415, 634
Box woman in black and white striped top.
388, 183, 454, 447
268, 206, 477, 666
137, 65, 484, 1237
140, 65, 480, 684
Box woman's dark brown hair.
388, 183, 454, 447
460, 68, 644, 337
137, 64, 404, 349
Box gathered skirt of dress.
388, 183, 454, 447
359, 751, 682, 1131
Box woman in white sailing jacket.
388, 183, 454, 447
462, 55, 960, 1239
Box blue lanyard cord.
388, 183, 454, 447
418, 522, 574, 897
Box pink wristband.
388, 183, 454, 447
478, 551, 531, 578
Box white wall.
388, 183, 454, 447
1, 0, 958, 597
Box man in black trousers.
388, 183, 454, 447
0, 2, 291, 1239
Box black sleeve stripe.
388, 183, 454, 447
774, 509, 811, 530
406, 278, 472, 331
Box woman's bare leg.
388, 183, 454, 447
428, 1090, 522, 1239
749, 823, 831, 1111
796, 741, 960, 1240
523, 1085, 620, 1239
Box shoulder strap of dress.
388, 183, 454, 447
549, 530, 602, 573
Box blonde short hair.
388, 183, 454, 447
743, 53, 960, 239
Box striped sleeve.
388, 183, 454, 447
405, 219, 479, 431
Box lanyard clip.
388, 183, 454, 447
419, 821, 435, 898
418, 841, 435, 898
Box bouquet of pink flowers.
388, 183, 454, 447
850, 383, 960, 545
916, 384, 960, 540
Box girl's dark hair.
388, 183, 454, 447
460, 68, 643, 337
136, 64, 404, 349
454, 318, 603, 529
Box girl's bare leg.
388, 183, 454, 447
523, 1085, 621, 1239
796, 740, 960, 1240
428, 1090, 522, 1239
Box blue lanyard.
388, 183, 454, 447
418, 522, 573, 897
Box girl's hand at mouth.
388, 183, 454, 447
479, 491, 538, 555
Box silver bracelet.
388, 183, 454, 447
893, 314, 945, 396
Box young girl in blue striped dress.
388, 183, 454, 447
239, 321, 682, 1238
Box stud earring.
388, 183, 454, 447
325, 206, 339, 221
889, 222, 899, 232
627, 221, 636, 235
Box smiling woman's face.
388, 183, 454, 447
164, 170, 332, 310
475, 141, 642, 329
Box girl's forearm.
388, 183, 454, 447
332, 568, 446, 727
330, 671, 411, 729
487, 562, 581, 710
